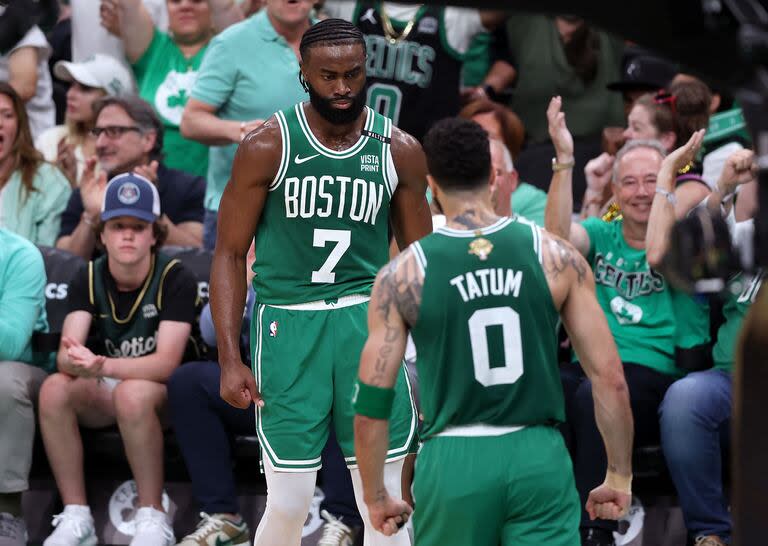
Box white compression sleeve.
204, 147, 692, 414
350, 458, 411, 546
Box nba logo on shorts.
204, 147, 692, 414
269, 321, 278, 337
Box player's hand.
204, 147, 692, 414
585, 483, 631, 521
547, 96, 574, 162
367, 493, 413, 536
220, 362, 262, 409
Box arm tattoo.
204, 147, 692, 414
378, 249, 423, 327
542, 233, 588, 285
368, 250, 423, 387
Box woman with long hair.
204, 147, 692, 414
0, 82, 71, 246
35, 54, 133, 187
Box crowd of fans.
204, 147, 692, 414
0, 2, 760, 546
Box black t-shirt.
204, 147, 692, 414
58, 164, 205, 240
68, 258, 198, 326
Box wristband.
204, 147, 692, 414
604, 470, 632, 494
552, 157, 575, 172
654, 187, 678, 206
352, 379, 395, 419
81, 212, 95, 226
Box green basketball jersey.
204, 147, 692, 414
252, 103, 396, 304
90, 252, 177, 358
713, 270, 764, 372
410, 217, 564, 439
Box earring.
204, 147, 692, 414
299, 72, 309, 93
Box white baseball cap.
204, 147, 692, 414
54, 54, 134, 97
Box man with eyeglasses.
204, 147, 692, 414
56, 95, 205, 260
545, 96, 710, 546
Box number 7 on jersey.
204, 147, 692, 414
311, 229, 351, 284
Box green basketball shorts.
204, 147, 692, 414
413, 425, 580, 546
251, 296, 417, 471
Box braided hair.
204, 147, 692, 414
299, 18, 366, 60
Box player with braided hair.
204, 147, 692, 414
211, 18, 431, 546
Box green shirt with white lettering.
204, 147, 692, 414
132, 28, 209, 177
252, 103, 394, 305
581, 217, 678, 374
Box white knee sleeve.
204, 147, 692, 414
350, 458, 412, 546
253, 457, 317, 546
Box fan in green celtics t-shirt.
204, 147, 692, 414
546, 96, 711, 543
209, 19, 431, 546
353, 118, 633, 546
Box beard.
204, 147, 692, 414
307, 81, 367, 126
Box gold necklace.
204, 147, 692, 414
379, 5, 419, 45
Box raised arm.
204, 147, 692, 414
354, 248, 422, 536
110, 0, 155, 64
706, 148, 756, 219
646, 130, 705, 268
544, 96, 591, 256
389, 128, 432, 250
7, 47, 39, 101
541, 230, 633, 519
209, 0, 244, 31
210, 118, 281, 408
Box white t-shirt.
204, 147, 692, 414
0, 26, 55, 140
323, 1, 486, 55
70, 0, 168, 78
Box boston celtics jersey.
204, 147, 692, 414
581, 217, 680, 375
252, 103, 396, 304
410, 217, 564, 439
713, 270, 764, 372
89, 252, 178, 358
355, 2, 463, 141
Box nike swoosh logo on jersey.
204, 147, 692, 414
294, 153, 320, 164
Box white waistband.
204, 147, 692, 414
434, 424, 526, 438
266, 294, 370, 311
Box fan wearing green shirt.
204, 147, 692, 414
100, 0, 244, 178
181, 0, 316, 250
545, 94, 710, 546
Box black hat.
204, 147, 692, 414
607, 54, 677, 92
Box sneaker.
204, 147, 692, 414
176, 512, 250, 546
0, 513, 27, 546
131, 506, 175, 546
695, 536, 728, 546
318, 510, 357, 546
43, 505, 97, 546
581, 527, 616, 546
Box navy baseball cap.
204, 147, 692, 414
101, 173, 161, 223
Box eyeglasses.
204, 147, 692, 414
653, 90, 677, 116
91, 126, 142, 139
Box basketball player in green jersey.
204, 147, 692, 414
353, 118, 635, 546
210, 19, 431, 546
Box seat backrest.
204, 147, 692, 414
35, 246, 86, 352
161, 246, 213, 308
